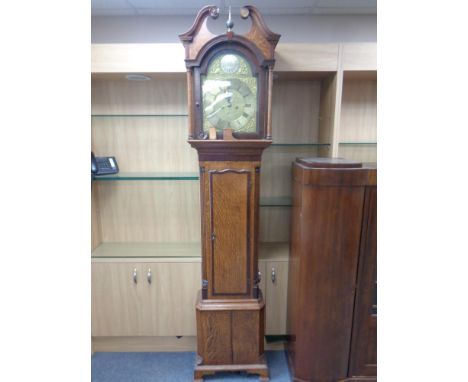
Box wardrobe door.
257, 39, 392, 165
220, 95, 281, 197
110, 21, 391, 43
348, 186, 377, 378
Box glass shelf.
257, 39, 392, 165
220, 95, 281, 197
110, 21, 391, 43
92, 242, 289, 259
91, 114, 188, 118
259, 196, 292, 207
92, 242, 201, 258
269, 143, 330, 147
93, 175, 291, 206
339, 141, 377, 145
92, 172, 199, 181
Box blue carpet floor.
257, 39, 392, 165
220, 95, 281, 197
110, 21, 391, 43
92, 351, 291, 382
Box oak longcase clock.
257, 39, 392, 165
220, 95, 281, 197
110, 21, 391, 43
179, 5, 280, 381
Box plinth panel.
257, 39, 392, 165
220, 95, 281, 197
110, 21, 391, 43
195, 291, 267, 380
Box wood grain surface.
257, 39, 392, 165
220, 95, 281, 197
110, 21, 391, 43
196, 293, 266, 372
198, 310, 232, 365
339, 79, 377, 142
211, 170, 249, 295
91, 43, 375, 74
95, 181, 200, 242
271, 80, 321, 144
92, 116, 198, 172
265, 260, 289, 335
338, 77, 377, 163
287, 161, 377, 382
348, 187, 377, 378
321, 71, 343, 157
91, 184, 102, 250
200, 161, 260, 299
91, 261, 200, 336
91, 77, 187, 115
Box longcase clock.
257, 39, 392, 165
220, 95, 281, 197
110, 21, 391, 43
179, 5, 280, 381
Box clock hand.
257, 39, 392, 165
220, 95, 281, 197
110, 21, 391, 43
205, 91, 233, 112
206, 105, 225, 119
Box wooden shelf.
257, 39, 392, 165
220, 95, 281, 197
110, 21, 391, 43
92, 242, 290, 260
92, 43, 376, 74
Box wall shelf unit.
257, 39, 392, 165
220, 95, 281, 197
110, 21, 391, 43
91, 41, 377, 351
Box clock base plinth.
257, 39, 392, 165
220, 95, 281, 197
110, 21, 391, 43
194, 291, 268, 381
193, 358, 269, 382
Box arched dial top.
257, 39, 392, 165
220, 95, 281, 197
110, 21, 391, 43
179, 5, 280, 142
202, 52, 258, 134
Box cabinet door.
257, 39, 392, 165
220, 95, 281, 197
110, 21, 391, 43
265, 261, 289, 335
92, 261, 201, 337
142, 262, 201, 336
200, 162, 260, 300
205, 167, 253, 298
91, 263, 144, 336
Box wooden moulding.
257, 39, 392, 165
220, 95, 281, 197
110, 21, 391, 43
196, 294, 265, 312
179, 5, 280, 63
195, 291, 268, 381
188, 139, 272, 161
194, 361, 269, 382
187, 69, 195, 139
293, 162, 377, 187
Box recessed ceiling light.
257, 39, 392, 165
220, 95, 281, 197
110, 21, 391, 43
125, 74, 152, 81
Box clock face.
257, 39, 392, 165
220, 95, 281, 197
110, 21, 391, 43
201, 53, 258, 134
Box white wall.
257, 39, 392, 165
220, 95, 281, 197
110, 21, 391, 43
91, 14, 376, 43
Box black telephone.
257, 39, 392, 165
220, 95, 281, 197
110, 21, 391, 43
91, 152, 119, 176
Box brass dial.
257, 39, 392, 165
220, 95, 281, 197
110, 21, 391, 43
202, 53, 257, 133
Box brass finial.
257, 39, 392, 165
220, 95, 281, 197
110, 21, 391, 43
226, 6, 234, 32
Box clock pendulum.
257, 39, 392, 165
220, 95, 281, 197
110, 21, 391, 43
179, 5, 280, 381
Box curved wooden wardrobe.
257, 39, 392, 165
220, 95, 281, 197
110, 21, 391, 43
287, 157, 377, 382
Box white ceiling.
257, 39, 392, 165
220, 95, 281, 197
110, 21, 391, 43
91, 0, 377, 16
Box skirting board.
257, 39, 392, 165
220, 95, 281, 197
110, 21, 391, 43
92, 336, 285, 353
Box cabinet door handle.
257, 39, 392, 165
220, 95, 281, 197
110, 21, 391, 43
147, 268, 152, 284
271, 267, 276, 284
133, 268, 137, 284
